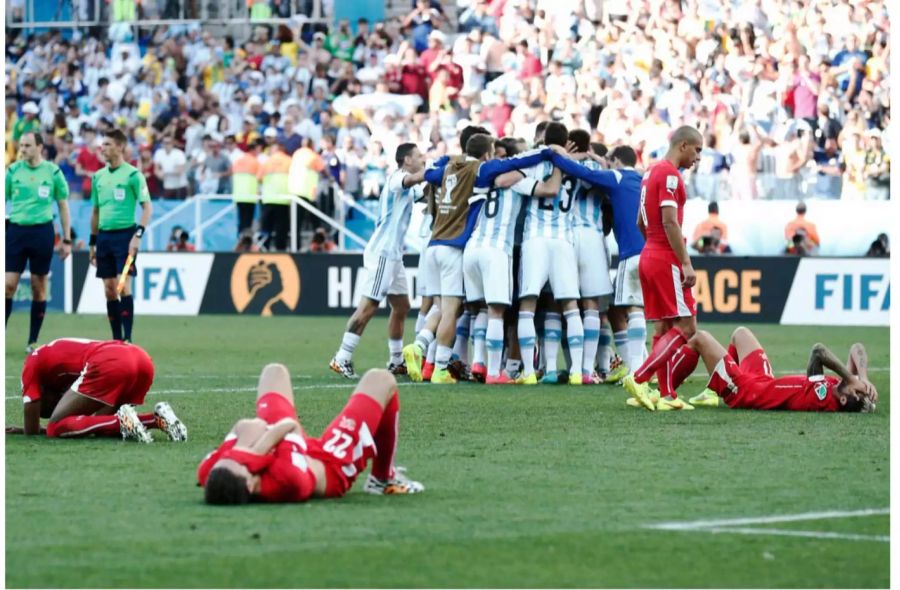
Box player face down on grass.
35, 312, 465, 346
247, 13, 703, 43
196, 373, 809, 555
689, 327, 877, 412
200, 365, 424, 505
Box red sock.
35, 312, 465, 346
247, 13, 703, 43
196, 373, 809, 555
728, 343, 738, 362
656, 362, 674, 399
371, 393, 399, 481
634, 327, 687, 383
47, 415, 120, 438
671, 344, 700, 391
139, 413, 156, 428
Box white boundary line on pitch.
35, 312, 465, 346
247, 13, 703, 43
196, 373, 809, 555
3, 381, 432, 400
644, 508, 890, 543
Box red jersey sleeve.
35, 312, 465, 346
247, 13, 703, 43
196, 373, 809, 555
640, 161, 686, 251
197, 435, 238, 486
256, 434, 317, 503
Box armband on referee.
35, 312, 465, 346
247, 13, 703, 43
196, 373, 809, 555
89, 234, 97, 247
135, 225, 146, 239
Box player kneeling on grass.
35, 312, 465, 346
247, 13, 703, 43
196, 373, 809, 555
198, 364, 423, 504
7, 338, 187, 442
683, 327, 877, 413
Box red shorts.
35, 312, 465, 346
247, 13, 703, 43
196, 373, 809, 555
305, 393, 385, 498
72, 342, 154, 407
707, 348, 774, 407
255, 392, 298, 424
638, 250, 697, 321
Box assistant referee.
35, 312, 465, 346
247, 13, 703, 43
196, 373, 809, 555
5, 132, 72, 351
89, 129, 153, 342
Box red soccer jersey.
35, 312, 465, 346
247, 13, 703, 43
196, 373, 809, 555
21, 338, 104, 402
640, 159, 686, 252
196, 433, 318, 503
765, 374, 842, 412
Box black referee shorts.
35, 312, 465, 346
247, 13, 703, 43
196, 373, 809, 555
6, 221, 54, 275
96, 226, 138, 279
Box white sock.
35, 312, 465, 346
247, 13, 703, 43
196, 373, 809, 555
415, 311, 427, 333
452, 312, 471, 363
614, 329, 628, 366
564, 309, 584, 378
505, 358, 522, 374
388, 338, 403, 364
426, 339, 438, 363
414, 329, 434, 355
598, 318, 612, 373
582, 309, 600, 376
335, 332, 360, 363
486, 317, 504, 377
472, 310, 488, 367
435, 345, 453, 370
543, 312, 562, 374
517, 311, 536, 376
627, 311, 647, 371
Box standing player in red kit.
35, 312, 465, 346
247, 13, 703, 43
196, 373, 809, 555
686, 327, 877, 413
198, 364, 424, 504
624, 126, 704, 411
7, 338, 187, 442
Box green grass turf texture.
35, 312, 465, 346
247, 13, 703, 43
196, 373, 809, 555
4, 315, 889, 588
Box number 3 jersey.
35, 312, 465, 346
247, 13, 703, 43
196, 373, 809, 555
520, 160, 574, 243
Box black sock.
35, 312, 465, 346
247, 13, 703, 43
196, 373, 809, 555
107, 299, 123, 340
29, 300, 47, 344
5, 297, 12, 326
120, 295, 134, 341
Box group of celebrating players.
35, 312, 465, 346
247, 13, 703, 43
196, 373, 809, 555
6, 120, 878, 508
329, 121, 880, 415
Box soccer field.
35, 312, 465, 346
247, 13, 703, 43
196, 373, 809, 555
4, 314, 890, 588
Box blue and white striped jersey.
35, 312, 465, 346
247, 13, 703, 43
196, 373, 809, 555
467, 176, 536, 255
521, 160, 574, 242
572, 159, 606, 232
364, 170, 418, 261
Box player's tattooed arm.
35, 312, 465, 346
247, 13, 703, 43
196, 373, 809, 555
847, 343, 869, 380
806, 343, 854, 381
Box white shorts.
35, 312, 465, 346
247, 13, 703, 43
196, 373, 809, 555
463, 245, 512, 306
613, 254, 643, 307
519, 237, 580, 300
423, 244, 464, 298
360, 253, 408, 301
573, 227, 613, 299
416, 247, 436, 298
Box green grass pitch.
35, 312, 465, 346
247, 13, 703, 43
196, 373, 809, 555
4, 314, 890, 588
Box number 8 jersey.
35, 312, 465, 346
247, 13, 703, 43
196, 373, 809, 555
521, 160, 575, 243
467, 176, 537, 255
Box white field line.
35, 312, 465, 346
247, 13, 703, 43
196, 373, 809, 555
644, 508, 890, 544
4, 381, 432, 400
700, 527, 889, 543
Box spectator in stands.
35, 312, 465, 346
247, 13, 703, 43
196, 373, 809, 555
74, 125, 103, 199
403, 0, 446, 54
361, 140, 389, 199
865, 233, 889, 258
841, 130, 867, 200
772, 121, 813, 199
693, 134, 730, 201
13, 102, 40, 143
814, 103, 842, 150
691, 202, 731, 255
278, 116, 303, 155
154, 135, 189, 199
863, 129, 890, 201
784, 202, 820, 256
139, 145, 163, 199
812, 137, 844, 199
199, 135, 232, 195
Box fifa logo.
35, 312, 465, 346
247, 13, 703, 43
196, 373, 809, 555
441, 174, 458, 205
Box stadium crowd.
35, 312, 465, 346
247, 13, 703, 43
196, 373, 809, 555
5, 0, 891, 224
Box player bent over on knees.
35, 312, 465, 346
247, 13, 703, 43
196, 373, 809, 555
685, 327, 876, 412
7, 338, 187, 442
199, 365, 424, 504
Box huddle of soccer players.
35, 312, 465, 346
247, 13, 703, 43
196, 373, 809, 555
329, 122, 685, 396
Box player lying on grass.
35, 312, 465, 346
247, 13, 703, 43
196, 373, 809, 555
6, 338, 187, 441
198, 364, 424, 504
679, 327, 877, 412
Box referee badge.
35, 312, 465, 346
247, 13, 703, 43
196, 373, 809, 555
114, 187, 126, 201
38, 185, 51, 198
